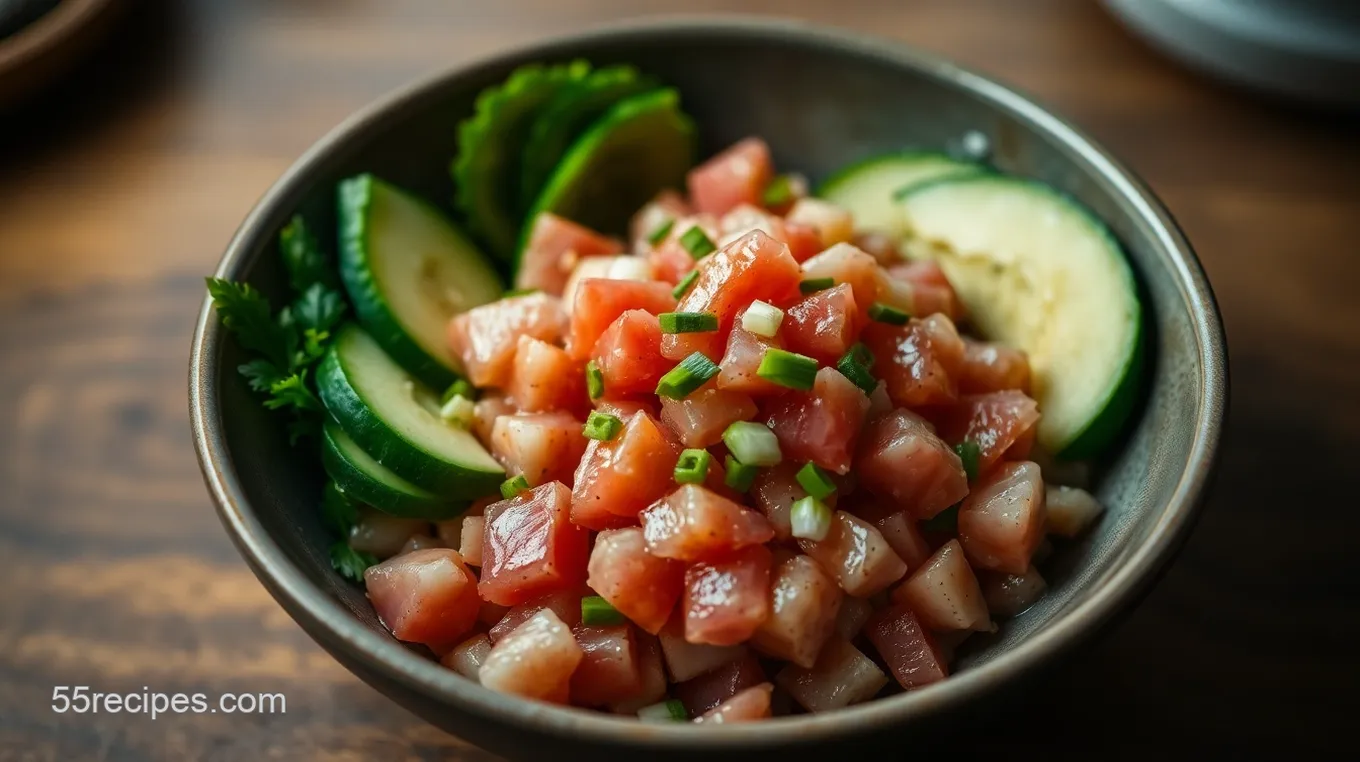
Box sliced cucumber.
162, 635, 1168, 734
519, 64, 656, 213
524, 88, 694, 249
819, 152, 981, 239
321, 420, 466, 520
338, 174, 503, 390
317, 324, 504, 498
898, 174, 1143, 458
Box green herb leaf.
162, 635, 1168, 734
288, 282, 348, 335
330, 541, 377, 585
280, 215, 339, 292
265, 372, 323, 413
238, 359, 287, 393
206, 278, 295, 371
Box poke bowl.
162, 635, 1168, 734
189, 16, 1226, 761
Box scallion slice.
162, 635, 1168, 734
722, 421, 782, 467
502, 287, 540, 299
790, 496, 833, 541
585, 360, 604, 400
638, 699, 688, 722
671, 269, 700, 300
674, 448, 711, 484
679, 225, 717, 259
762, 174, 795, 208
583, 410, 624, 441
835, 346, 877, 395
655, 352, 721, 399
580, 595, 626, 626
867, 301, 910, 326
795, 462, 837, 500
440, 379, 476, 404
659, 311, 719, 334
646, 218, 675, 245
954, 440, 981, 482
740, 300, 783, 337
798, 277, 835, 295
500, 474, 530, 500
756, 348, 818, 390
723, 455, 759, 493
439, 394, 475, 429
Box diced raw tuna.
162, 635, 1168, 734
781, 283, 860, 365
587, 527, 685, 635
591, 310, 671, 399
936, 390, 1041, 478
568, 279, 676, 360
439, 632, 492, 680
862, 314, 965, 408
473, 395, 515, 448
459, 516, 485, 567
765, 367, 871, 475
479, 482, 590, 606
631, 190, 692, 253
674, 650, 766, 717
799, 511, 907, 597
865, 604, 949, 690
892, 539, 992, 632
479, 609, 583, 703
693, 683, 773, 724
662, 230, 801, 361
561, 256, 655, 315
660, 386, 758, 447
657, 613, 745, 682
399, 533, 444, 555
683, 544, 773, 646
719, 203, 788, 245
509, 335, 588, 415
872, 510, 933, 572
488, 587, 584, 643
958, 461, 1047, 575
784, 221, 825, 263
609, 632, 669, 713
716, 324, 788, 397
490, 412, 588, 488
750, 461, 805, 540
980, 565, 1048, 618
569, 624, 644, 707
751, 555, 843, 668
887, 260, 961, 321
517, 212, 623, 295
642, 484, 775, 562
688, 137, 773, 216
857, 409, 968, 519
775, 638, 888, 713
785, 199, 853, 248
364, 548, 480, 647
957, 338, 1031, 394
447, 293, 566, 388
350, 510, 430, 559
833, 596, 874, 640
571, 411, 679, 530
1045, 485, 1104, 537
799, 243, 880, 320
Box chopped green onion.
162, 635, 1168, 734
724, 455, 759, 492
922, 505, 959, 533
795, 462, 837, 500
790, 496, 833, 541
583, 410, 624, 441
798, 277, 835, 295
722, 421, 782, 467
581, 595, 626, 626
439, 394, 476, 429
835, 346, 878, 395
503, 287, 539, 298
954, 441, 981, 482
740, 300, 783, 337
585, 360, 604, 400
655, 352, 721, 399
441, 379, 477, 404
500, 474, 530, 500
762, 174, 795, 208
867, 302, 910, 326
679, 225, 717, 259
756, 348, 819, 391
659, 311, 719, 334
671, 269, 700, 300
646, 218, 675, 245
674, 448, 711, 484
638, 699, 688, 722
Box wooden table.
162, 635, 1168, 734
1, 1, 1355, 759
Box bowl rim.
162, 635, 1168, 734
189, 14, 1227, 751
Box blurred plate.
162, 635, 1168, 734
1105, 0, 1360, 108
0, 0, 126, 109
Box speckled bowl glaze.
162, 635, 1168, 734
190, 17, 1227, 761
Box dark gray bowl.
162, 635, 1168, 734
189, 16, 1227, 761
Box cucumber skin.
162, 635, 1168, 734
337, 174, 461, 391
817, 150, 975, 196
316, 333, 504, 499
321, 421, 467, 520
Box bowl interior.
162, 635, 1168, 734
199, 19, 1221, 756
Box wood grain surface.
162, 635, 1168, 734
1, 0, 1356, 759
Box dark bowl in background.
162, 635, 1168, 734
189, 16, 1227, 761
